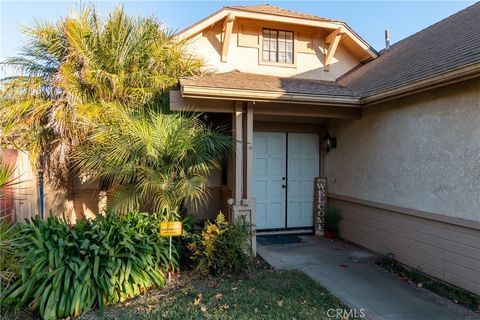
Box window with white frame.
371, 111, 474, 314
262, 28, 294, 64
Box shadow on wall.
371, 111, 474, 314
0, 148, 102, 223
44, 179, 101, 223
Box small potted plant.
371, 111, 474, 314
324, 206, 341, 239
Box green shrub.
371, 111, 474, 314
324, 207, 341, 233
0, 219, 21, 295
4, 211, 176, 319
186, 212, 253, 275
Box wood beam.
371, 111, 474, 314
221, 14, 235, 62
324, 28, 344, 71
252, 102, 361, 119
170, 90, 360, 119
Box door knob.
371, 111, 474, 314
282, 184, 286, 188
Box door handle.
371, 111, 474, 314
282, 184, 286, 189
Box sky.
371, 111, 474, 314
0, 0, 476, 61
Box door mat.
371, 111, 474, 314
257, 234, 304, 246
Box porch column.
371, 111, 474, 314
244, 102, 256, 254
231, 101, 256, 254
244, 102, 253, 199
233, 101, 243, 207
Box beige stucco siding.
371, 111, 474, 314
188, 20, 360, 80
326, 78, 480, 222
325, 78, 480, 295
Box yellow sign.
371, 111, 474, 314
159, 221, 183, 237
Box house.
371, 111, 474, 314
170, 4, 480, 296
2, 3, 478, 296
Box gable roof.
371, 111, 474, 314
223, 4, 342, 23
340, 2, 480, 101
176, 4, 378, 61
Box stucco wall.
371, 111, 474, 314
326, 78, 480, 222
188, 20, 360, 80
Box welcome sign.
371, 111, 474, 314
314, 177, 327, 234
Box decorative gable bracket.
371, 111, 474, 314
221, 14, 236, 62
324, 27, 345, 71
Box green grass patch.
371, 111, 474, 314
380, 259, 480, 312
76, 270, 346, 320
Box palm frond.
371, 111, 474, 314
75, 110, 232, 213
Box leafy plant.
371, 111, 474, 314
186, 212, 253, 275
324, 207, 341, 233
4, 211, 176, 319
0, 220, 21, 296
0, 162, 21, 304
75, 110, 232, 213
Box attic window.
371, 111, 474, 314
262, 29, 294, 64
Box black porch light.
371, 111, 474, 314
323, 132, 337, 152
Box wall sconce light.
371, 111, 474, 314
323, 132, 337, 152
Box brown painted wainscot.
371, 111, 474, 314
329, 194, 480, 296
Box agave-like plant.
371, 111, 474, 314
0, 162, 20, 297
0, 219, 19, 297
5, 211, 175, 319
0, 4, 204, 194
75, 109, 232, 214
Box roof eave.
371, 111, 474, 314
361, 61, 480, 106
181, 84, 361, 107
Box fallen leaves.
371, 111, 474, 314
193, 292, 230, 314
194, 293, 202, 305
219, 303, 230, 311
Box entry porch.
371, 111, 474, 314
170, 72, 361, 252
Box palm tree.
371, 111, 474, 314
0, 4, 203, 195
75, 109, 232, 214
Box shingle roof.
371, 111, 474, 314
339, 2, 480, 97
224, 4, 342, 23
181, 71, 359, 98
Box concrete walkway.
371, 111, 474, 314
257, 236, 480, 320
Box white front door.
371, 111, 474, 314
253, 132, 319, 230
253, 132, 286, 229
287, 133, 319, 228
